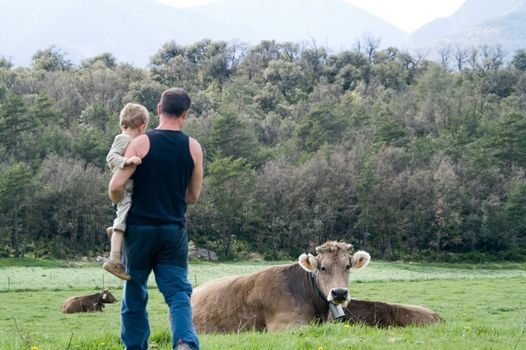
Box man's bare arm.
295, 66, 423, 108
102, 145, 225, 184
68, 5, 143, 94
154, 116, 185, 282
108, 135, 149, 203
109, 165, 136, 203
186, 137, 203, 204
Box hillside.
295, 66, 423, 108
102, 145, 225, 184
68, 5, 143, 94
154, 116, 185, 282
411, 0, 526, 55
0, 0, 236, 67
182, 0, 408, 49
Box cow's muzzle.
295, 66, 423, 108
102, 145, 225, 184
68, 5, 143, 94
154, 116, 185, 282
329, 288, 349, 304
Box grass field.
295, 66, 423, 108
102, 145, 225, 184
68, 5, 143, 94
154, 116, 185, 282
0, 260, 525, 349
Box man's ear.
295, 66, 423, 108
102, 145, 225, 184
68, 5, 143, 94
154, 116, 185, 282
351, 251, 371, 269
157, 103, 162, 116
298, 253, 318, 272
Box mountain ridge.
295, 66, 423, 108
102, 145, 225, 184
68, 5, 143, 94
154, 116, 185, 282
410, 0, 526, 55
1, 0, 525, 67
0, 0, 407, 66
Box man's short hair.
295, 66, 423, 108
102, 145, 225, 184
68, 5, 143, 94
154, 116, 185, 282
160, 88, 191, 117
119, 103, 150, 129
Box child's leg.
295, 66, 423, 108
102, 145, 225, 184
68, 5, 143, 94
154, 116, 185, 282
104, 228, 131, 280
104, 188, 132, 280
109, 229, 124, 261
110, 188, 132, 257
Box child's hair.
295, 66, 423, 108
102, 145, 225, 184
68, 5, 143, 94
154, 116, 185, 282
119, 103, 150, 129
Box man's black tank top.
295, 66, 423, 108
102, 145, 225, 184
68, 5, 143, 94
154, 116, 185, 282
127, 129, 194, 226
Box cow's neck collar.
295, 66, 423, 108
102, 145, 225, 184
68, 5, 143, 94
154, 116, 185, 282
309, 271, 328, 301
310, 271, 346, 321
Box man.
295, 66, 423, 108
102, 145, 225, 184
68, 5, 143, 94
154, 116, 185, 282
109, 88, 203, 350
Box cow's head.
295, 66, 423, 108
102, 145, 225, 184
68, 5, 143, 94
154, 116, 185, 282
298, 241, 370, 307
100, 288, 117, 304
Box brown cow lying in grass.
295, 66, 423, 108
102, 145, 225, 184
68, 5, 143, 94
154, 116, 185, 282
192, 241, 371, 333
62, 288, 117, 313
344, 299, 443, 327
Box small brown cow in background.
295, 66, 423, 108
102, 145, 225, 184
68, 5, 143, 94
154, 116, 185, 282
62, 288, 117, 313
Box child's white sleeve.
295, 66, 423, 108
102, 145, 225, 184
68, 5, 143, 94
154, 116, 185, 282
106, 134, 132, 170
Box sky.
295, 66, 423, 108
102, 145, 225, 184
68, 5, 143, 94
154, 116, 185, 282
159, 0, 466, 33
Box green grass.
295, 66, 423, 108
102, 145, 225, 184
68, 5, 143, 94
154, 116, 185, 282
0, 260, 525, 349
0, 258, 74, 268
1, 259, 524, 292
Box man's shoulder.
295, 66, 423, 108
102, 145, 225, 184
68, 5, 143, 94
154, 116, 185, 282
127, 134, 150, 158
188, 136, 201, 148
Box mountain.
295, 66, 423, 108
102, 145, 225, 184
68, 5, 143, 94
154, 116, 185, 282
0, 0, 235, 67
0, 0, 407, 67
182, 0, 408, 49
411, 0, 526, 55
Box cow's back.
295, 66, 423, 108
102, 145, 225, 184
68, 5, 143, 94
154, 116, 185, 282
62, 294, 102, 313
345, 299, 443, 327
192, 264, 308, 333
62, 296, 85, 313
192, 274, 267, 332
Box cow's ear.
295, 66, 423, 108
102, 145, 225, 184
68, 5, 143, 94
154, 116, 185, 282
351, 251, 370, 269
298, 253, 318, 272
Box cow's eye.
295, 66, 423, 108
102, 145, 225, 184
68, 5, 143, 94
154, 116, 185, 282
320, 266, 327, 272
345, 264, 352, 270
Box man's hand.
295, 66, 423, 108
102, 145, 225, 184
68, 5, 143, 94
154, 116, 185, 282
125, 156, 142, 166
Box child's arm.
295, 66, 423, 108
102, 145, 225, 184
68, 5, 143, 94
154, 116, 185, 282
109, 134, 149, 203
106, 134, 139, 169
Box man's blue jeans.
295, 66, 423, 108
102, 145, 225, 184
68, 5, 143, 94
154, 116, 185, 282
121, 224, 199, 350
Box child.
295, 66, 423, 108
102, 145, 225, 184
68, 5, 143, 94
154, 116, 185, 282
103, 103, 150, 280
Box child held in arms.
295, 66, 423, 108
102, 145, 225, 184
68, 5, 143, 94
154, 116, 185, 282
103, 103, 150, 280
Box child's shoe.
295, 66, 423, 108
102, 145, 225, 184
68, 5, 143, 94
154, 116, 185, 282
103, 259, 131, 280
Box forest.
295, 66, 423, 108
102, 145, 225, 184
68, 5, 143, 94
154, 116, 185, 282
1, 39, 525, 261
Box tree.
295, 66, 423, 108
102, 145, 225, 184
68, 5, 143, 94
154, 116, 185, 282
238, 40, 284, 80
72, 125, 110, 168
430, 154, 461, 257
0, 94, 34, 161
0, 57, 12, 69
438, 45, 452, 68
479, 44, 506, 73
81, 52, 117, 69
454, 46, 469, 71
511, 49, 526, 71
124, 80, 166, 113
504, 181, 526, 256
299, 40, 327, 89
204, 157, 257, 257
361, 34, 381, 62
296, 106, 347, 155
207, 110, 261, 166
488, 113, 526, 170
79, 102, 112, 132
29, 155, 111, 258
263, 59, 305, 103
31, 46, 72, 72
0, 162, 33, 257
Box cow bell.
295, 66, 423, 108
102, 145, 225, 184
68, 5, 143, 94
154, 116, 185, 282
329, 303, 345, 321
